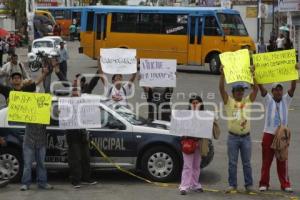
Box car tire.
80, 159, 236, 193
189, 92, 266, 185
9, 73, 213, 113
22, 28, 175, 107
0, 147, 23, 182
200, 140, 214, 169
209, 54, 221, 75
141, 146, 180, 182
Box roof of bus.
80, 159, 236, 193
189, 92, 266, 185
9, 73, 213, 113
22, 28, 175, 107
37, 5, 239, 14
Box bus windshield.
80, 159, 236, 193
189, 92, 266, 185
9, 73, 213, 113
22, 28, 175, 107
217, 14, 248, 36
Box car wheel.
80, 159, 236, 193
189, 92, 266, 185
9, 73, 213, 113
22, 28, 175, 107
200, 140, 214, 169
141, 146, 180, 182
0, 147, 22, 182
29, 61, 41, 72
209, 54, 221, 74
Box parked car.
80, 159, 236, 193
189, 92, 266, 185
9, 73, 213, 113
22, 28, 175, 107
0, 94, 214, 182
43, 36, 67, 49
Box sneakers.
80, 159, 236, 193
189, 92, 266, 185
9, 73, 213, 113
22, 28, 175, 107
259, 186, 268, 192
245, 186, 255, 193
82, 180, 98, 185
20, 185, 29, 191
39, 184, 53, 190
225, 186, 237, 193
283, 187, 293, 193
180, 190, 187, 195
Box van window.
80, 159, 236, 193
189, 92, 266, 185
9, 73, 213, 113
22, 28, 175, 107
204, 16, 221, 36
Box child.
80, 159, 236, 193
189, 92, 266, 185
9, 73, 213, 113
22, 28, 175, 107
179, 95, 204, 195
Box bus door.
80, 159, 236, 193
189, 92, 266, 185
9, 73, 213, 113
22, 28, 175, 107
94, 13, 107, 59
188, 16, 203, 65
82, 11, 95, 58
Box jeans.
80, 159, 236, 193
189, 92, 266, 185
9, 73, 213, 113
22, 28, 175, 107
179, 147, 202, 191
21, 144, 47, 187
259, 133, 291, 189
59, 61, 67, 78
43, 72, 52, 93
227, 134, 253, 187
66, 131, 91, 185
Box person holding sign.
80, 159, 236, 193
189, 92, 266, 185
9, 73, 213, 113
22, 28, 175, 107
98, 60, 136, 107
257, 79, 297, 193
179, 95, 205, 195
219, 65, 258, 193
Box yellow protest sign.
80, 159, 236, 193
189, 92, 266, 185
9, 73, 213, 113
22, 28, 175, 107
8, 91, 52, 125
220, 49, 253, 84
253, 49, 298, 84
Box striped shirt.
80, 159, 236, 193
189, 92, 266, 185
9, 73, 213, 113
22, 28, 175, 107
263, 93, 292, 135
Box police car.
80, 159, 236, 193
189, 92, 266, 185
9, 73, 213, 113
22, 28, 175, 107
0, 94, 214, 182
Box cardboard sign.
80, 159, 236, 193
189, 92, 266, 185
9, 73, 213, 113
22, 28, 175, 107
253, 49, 298, 84
139, 59, 176, 87
170, 110, 214, 139
8, 91, 52, 125
100, 48, 137, 74
220, 49, 253, 84
59, 97, 101, 129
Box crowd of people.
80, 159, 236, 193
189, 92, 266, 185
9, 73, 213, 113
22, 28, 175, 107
0, 35, 299, 196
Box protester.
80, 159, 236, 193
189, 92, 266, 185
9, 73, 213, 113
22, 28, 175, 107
6, 33, 16, 55
219, 65, 258, 193
65, 80, 97, 189
276, 33, 285, 51
257, 75, 297, 193
0, 65, 51, 191
0, 54, 30, 86
58, 41, 69, 78
0, 137, 9, 188
0, 38, 5, 66
258, 38, 267, 53
98, 61, 136, 107
179, 95, 204, 195
142, 87, 173, 121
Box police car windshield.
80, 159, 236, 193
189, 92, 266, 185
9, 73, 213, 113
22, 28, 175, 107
112, 105, 146, 125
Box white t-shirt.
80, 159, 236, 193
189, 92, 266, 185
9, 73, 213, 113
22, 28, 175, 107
263, 93, 292, 134
104, 83, 132, 106
276, 37, 285, 49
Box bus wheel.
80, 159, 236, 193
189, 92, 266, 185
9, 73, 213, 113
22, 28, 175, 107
209, 54, 221, 74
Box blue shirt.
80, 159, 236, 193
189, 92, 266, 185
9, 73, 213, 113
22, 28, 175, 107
58, 48, 69, 63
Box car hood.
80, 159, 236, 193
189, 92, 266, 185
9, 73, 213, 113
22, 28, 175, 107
32, 48, 57, 54
132, 120, 173, 135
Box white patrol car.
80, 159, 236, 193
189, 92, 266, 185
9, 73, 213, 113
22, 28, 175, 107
0, 94, 214, 182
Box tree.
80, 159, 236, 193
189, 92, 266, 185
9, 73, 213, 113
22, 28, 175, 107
3, 0, 26, 31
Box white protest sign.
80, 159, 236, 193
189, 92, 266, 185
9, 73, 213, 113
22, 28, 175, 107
100, 48, 137, 74
59, 97, 101, 129
139, 59, 176, 87
170, 110, 214, 139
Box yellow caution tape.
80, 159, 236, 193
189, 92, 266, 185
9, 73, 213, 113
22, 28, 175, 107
90, 141, 299, 200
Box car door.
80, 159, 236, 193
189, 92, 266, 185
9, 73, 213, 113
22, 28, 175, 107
88, 107, 136, 168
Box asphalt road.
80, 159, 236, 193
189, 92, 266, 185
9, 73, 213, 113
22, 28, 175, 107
0, 41, 299, 200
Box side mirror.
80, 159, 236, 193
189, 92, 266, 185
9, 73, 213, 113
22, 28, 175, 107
108, 120, 126, 130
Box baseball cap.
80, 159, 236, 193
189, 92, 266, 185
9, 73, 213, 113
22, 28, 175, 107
271, 83, 283, 89
231, 82, 249, 90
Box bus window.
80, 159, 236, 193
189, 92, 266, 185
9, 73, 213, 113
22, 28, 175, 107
65, 10, 71, 19
54, 10, 64, 19
96, 14, 102, 39
204, 16, 221, 36
138, 14, 162, 34
111, 13, 138, 33
163, 14, 187, 35
86, 12, 94, 31
197, 17, 203, 44
217, 14, 248, 36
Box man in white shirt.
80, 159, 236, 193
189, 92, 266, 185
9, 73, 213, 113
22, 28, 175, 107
257, 79, 296, 193
276, 33, 285, 50
98, 61, 136, 107
0, 54, 30, 85
58, 42, 69, 78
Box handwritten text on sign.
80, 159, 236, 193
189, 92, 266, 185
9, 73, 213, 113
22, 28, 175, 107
220, 49, 253, 84
140, 59, 176, 87
100, 48, 137, 74
59, 97, 101, 129
170, 110, 214, 139
8, 91, 52, 124
253, 49, 298, 84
